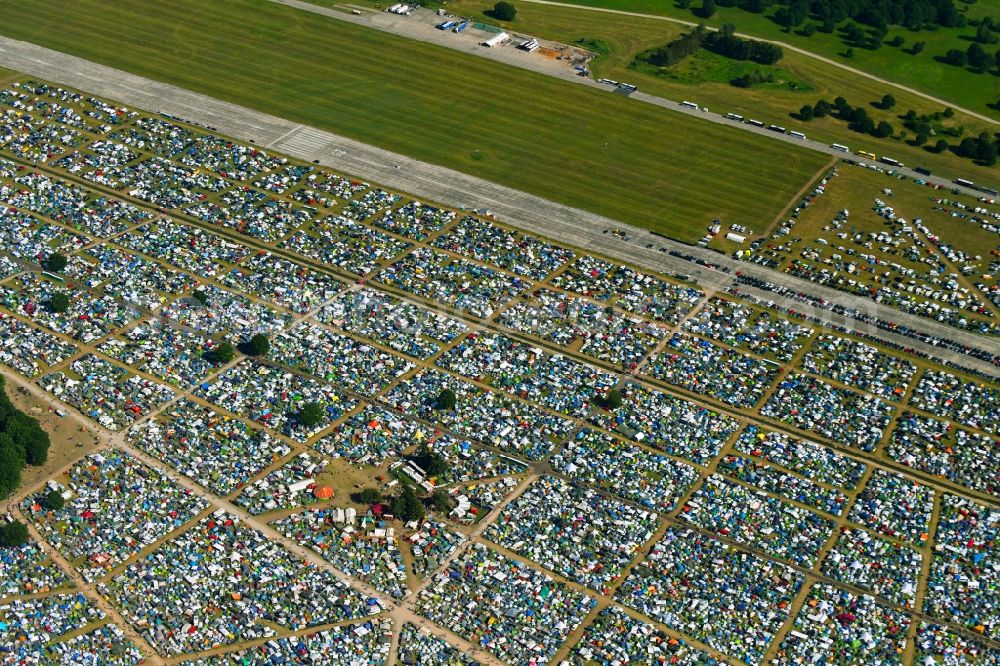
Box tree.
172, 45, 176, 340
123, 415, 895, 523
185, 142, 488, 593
933, 139, 950, 153
880, 94, 896, 109
430, 490, 452, 514
47, 292, 69, 314
844, 22, 864, 44
699, 0, 717, 18
0, 432, 25, 469
0, 449, 21, 499
491, 1, 516, 21
887, 35, 904, 47
435, 388, 457, 411
391, 486, 425, 522
22, 427, 49, 467
0, 520, 29, 547
995, 50, 1000, 70
411, 443, 449, 477
967, 43, 991, 71
943, 107, 955, 118
976, 23, 998, 44
852, 109, 875, 134
191, 289, 210, 306
801, 23, 817, 36
814, 99, 832, 117
213, 341, 236, 364
799, 104, 814, 120
911, 41, 925, 55
845, 47, 855, 58
603, 388, 624, 410
914, 133, 929, 146
42, 253, 67, 273
246, 333, 270, 356
45, 490, 65, 511
297, 401, 325, 428
873, 121, 894, 138
945, 49, 968, 67
351, 487, 382, 505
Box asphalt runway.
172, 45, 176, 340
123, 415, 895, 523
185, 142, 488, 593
0, 35, 997, 377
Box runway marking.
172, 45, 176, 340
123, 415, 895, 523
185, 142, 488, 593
274, 126, 333, 156
265, 124, 304, 149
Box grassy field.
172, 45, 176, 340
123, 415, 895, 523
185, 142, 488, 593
526, 0, 1000, 117
426, 0, 999, 183
0, 0, 831, 241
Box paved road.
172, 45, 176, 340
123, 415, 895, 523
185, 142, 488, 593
269, 0, 997, 196
520, 0, 1000, 127
0, 36, 997, 377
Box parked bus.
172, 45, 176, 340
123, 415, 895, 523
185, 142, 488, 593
788, 130, 806, 139
880, 156, 902, 167
830, 143, 849, 152
954, 178, 974, 188
746, 119, 764, 127
725, 113, 744, 121
680, 101, 698, 109
914, 166, 932, 176
979, 186, 999, 196
856, 150, 877, 160
767, 124, 786, 133
618, 82, 637, 92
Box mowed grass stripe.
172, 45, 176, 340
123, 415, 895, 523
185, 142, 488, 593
0, 0, 827, 239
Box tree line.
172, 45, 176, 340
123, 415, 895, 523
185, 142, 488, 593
0, 377, 51, 500
698, 0, 965, 31
637, 24, 783, 68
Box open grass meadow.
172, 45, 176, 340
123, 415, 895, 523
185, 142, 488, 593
530, 0, 1000, 118
432, 0, 999, 184
0, 0, 830, 241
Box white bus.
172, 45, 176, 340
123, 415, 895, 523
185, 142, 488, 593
789, 130, 806, 139
830, 143, 849, 152
725, 113, 744, 121
680, 101, 698, 109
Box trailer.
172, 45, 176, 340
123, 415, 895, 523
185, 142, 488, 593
453, 20, 468, 32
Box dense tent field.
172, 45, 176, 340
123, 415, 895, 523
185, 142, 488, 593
0, 0, 829, 239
